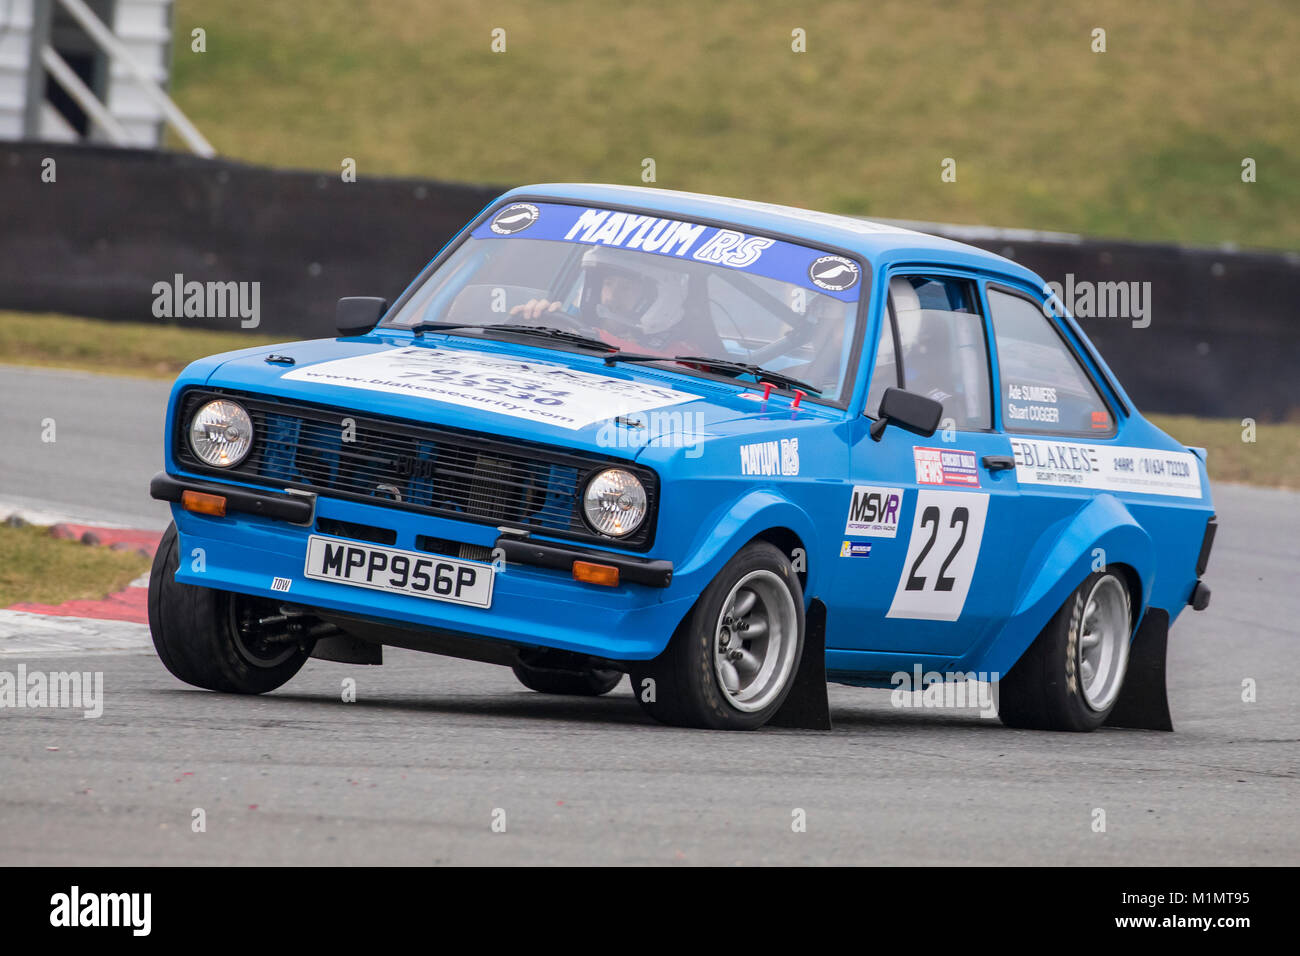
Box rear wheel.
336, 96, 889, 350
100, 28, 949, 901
997, 570, 1132, 732
629, 541, 804, 730
511, 660, 623, 696
148, 523, 315, 694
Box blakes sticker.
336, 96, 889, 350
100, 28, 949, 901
282, 346, 697, 430
1011, 438, 1202, 498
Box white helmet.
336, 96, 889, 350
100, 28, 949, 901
579, 246, 689, 335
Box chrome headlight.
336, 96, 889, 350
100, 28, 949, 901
188, 399, 253, 468
582, 468, 647, 538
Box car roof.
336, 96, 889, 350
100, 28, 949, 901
500, 183, 1045, 288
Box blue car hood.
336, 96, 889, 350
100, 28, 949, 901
199, 333, 842, 458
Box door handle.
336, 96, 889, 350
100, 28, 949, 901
982, 455, 1016, 472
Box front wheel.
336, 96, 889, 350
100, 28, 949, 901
148, 523, 315, 694
629, 541, 804, 730
997, 570, 1133, 732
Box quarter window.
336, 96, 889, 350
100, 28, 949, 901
987, 288, 1113, 435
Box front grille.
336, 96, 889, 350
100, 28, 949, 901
175, 389, 658, 550
316, 517, 396, 546
417, 536, 495, 563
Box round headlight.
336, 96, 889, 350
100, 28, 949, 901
188, 400, 253, 468
583, 468, 648, 538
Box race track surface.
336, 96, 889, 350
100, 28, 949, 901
0, 364, 172, 529
0, 367, 1295, 864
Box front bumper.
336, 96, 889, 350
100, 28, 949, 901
151, 472, 316, 524
151, 472, 690, 661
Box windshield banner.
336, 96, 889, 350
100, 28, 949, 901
470, 201, 863, 302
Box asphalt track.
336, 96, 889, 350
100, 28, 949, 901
0, 365, 1296, 865
0, 365, 172, 529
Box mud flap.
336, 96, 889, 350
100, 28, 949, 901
1105, 607, 1173, 731
769, 599, 833, 731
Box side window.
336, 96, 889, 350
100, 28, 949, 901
864, 313, 898, 417
987, 288, 1114, 436
890, 275, 991, 430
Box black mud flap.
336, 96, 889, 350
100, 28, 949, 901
1105, 607, 1173, 731
769, 599, 833, 731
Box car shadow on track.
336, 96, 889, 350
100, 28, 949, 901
149, 684, 1017, 735
150, 685, 656, 728
828, 706, 1006, 733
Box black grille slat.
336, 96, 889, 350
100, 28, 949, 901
175, 389, 659, 550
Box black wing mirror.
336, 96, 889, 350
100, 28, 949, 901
336, 297, 388, 337
869, 387, 943, 441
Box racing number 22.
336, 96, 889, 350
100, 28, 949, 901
888, 491, 989, 622
904, 505, 969, 592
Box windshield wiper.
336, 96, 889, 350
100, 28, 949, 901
404, 326, 820, 393
408, 322, 617, 353
603, 352, 822, 395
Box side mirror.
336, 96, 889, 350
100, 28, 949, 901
336, 297, 388, 337
869, 387, 943, 441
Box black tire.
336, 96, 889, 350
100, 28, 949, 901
997, 570, 1133, 732
629, 541, 805, 730
510, 660, 623, 696
148, 523, 314, 694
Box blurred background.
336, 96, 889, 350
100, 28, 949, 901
163, 0, 1298, 249
1, 0, 1297, 454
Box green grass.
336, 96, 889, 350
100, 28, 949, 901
0, 311, 279, 379
1148, 414, 1300, 490
169, 0, 1300, 249
0, 524, 152, 608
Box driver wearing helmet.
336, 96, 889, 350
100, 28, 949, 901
510, 246, 714, 355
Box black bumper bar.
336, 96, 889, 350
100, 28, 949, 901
153, 473, 671, 587
494, 534, 673, 588
150, 472, 315, 524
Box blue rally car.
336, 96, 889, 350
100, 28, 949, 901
148, 184, 1216, 731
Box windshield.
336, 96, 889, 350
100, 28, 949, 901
383, 202, 865, 401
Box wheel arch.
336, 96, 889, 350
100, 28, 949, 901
971, 493, 1155, 677
673, 490, 821, 595
747, 525, 809, 593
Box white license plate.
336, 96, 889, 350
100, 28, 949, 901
303, 535, 494, 608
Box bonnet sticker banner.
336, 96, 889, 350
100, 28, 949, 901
282, 346, 698, 430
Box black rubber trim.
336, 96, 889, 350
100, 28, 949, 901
495, 535, 673, 588
1196, 515, 1217, 577
150, 472, 314, 524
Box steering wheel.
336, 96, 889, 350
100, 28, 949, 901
543, 309, 598, 334
502, 303, 596, 336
